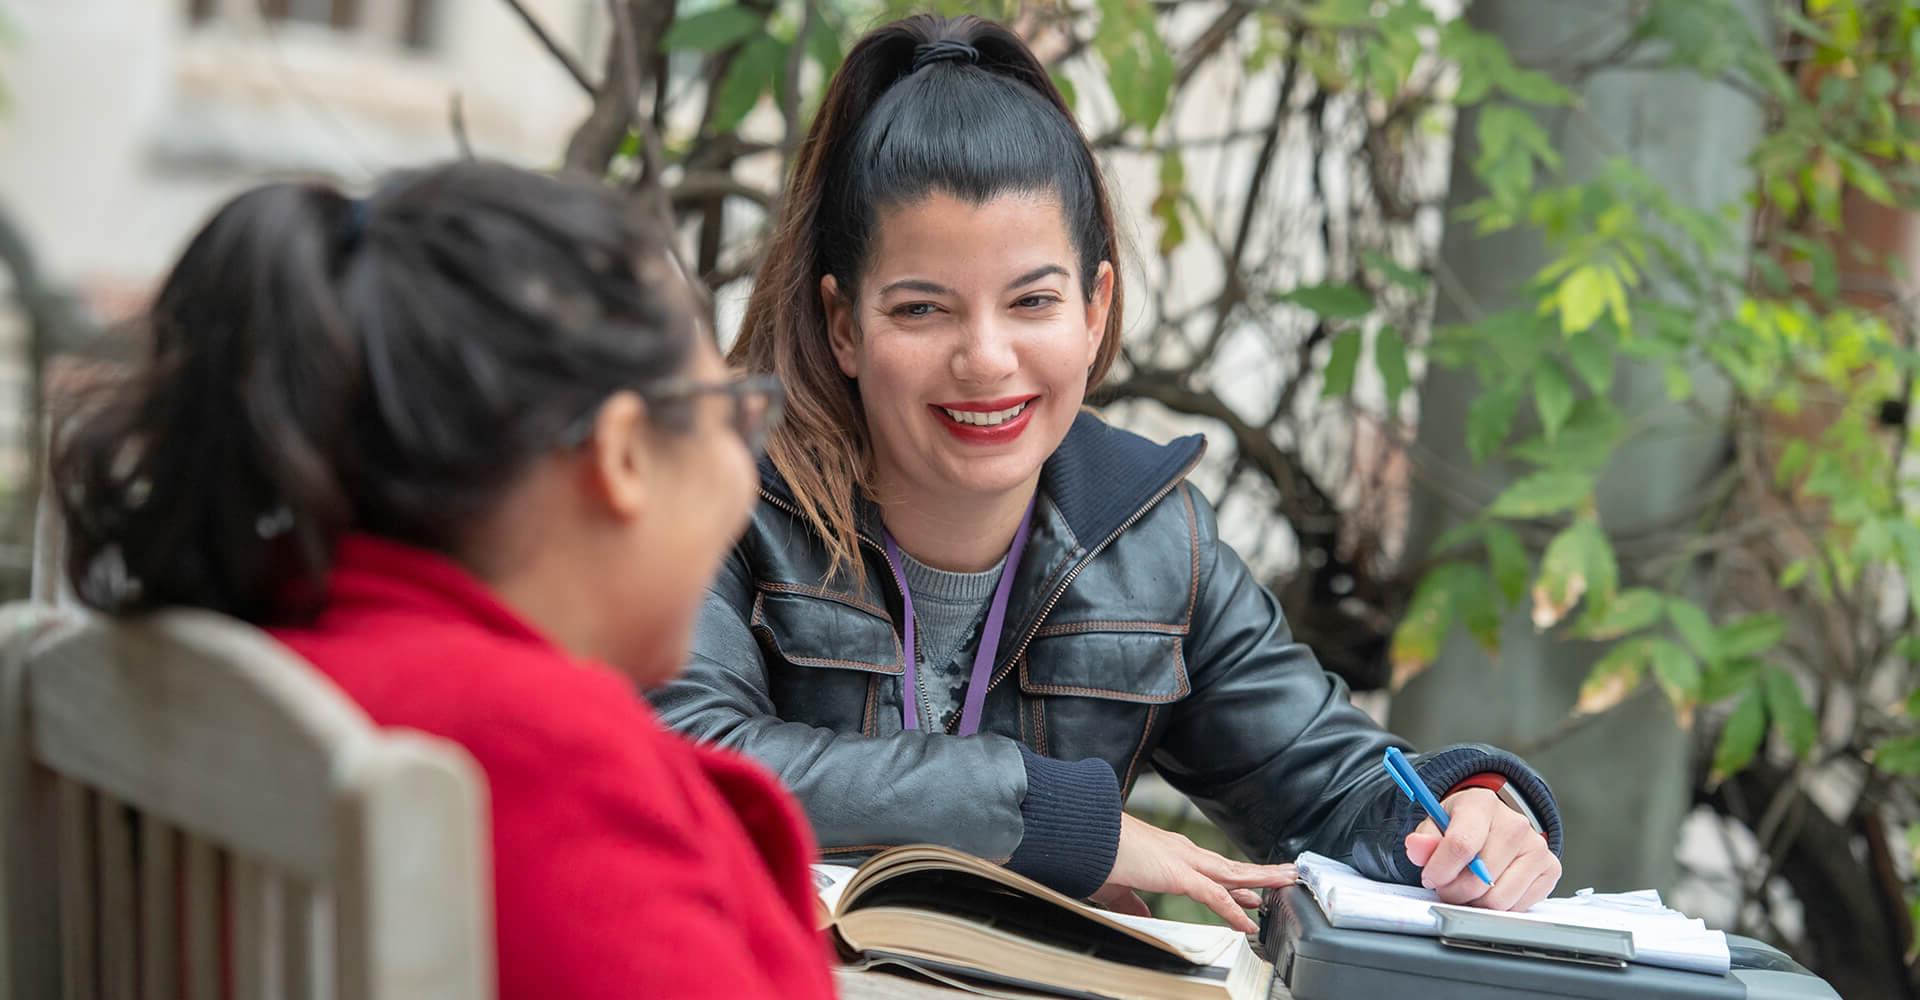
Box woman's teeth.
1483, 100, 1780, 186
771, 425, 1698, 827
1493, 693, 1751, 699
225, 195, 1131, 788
941, 401, 1031, 427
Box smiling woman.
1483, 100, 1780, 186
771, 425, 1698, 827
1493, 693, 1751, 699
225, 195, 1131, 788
652, 12, 1569, 931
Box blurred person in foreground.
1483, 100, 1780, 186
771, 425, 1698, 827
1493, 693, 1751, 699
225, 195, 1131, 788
52, 160, 835, 1000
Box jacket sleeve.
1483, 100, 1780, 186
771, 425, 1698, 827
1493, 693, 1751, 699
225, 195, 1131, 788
649, 546, 1121, 897
1150, 487, 1564, 885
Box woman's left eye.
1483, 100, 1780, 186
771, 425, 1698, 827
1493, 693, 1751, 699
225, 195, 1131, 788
1014, 294, 1061, 309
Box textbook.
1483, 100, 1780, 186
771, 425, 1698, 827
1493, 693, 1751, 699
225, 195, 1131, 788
811, 844, 1274, 1000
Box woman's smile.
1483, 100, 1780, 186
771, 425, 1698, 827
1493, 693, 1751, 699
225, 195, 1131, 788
931, 394, 1040, 443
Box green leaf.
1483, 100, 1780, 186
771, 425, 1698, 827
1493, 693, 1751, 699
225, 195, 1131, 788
1566, 332, 1613, 393
1717, 613, 1785, 659
1323, 330, 1362, 398
1533, 364, 1576, 442
1711, 687, 1768, 783
1391, 564, 1475, 689
1533, 518, 1613, 629
1575, 638, 1649, 716
1362, 249, 1430, 290
1667, 599, 1719, 660
1275, 284, 1374, 319
1376, 326, 1411, 411
1572, 587, 1665, 641
1875, 734, 1920, 776
1050, 70, 1078, 113
1467, 382, 1523, 462
1663, 363, 1693, 401
1809, 241, 1838, 302
1509, 397, 1623, 472
1700, 657, 1762, 704
1555, 265, 1611, 335
663, 6, 764, 52
1648, 638, 1702, 718
1152, 149, 1186, 255
1775, 439, 1810, 488
1763, 668, 1817, 758
1502, 67, 1575, 106
1456, 567, 1504, 655
1484, 523, 1530, 603
1489, 470, 1595, 519
710, 34, 785, 133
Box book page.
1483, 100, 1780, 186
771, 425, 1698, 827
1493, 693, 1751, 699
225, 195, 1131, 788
1295, 852, 1731, 976
813, 864, 860, 916
1096, 910, 1244, 966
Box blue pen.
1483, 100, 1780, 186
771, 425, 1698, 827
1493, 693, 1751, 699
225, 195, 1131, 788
1383, 746, 1494, 886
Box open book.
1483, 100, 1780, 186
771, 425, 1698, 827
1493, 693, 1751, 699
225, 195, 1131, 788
812, 844, 1273, 1000
1295, 852, 1731, 975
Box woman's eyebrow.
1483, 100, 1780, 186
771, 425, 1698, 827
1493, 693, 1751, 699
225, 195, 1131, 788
1004, 264, 1068, 290
877, 278, 952, 296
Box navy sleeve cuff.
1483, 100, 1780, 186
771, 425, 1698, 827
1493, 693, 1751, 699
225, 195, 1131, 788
1005, 746, 1122, 899
1367, 740, 1559, 882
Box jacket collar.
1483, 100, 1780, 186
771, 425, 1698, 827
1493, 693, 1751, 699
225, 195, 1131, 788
759, 411, 1206, 553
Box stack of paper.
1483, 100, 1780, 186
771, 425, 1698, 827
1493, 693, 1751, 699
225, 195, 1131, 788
1295, 852, 1731, 975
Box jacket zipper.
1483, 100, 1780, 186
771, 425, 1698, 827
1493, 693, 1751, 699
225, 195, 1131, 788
757, 448, 1205, 733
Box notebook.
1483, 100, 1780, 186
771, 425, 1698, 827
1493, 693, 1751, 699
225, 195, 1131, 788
1294, 852, 1731, 976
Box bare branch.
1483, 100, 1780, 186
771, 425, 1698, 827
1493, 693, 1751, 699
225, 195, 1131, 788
781, 0, 819, 180
501, 0, 595, 97
448, 92, 475, 160
562, 0, 673, 178
669, 172, 776, 209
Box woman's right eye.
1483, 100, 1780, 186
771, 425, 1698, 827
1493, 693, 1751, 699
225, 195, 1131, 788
892, 302, 939, 319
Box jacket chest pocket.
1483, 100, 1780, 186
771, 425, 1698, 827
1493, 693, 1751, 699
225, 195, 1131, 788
1018, 627, 1189, 790
751, 587, 903, 736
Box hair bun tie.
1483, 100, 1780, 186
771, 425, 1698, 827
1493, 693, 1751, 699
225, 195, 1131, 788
912, 39, 979, 72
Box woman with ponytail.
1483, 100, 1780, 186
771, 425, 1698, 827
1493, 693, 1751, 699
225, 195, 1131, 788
54, 161, 834, 1000
655, 13, 1567, 929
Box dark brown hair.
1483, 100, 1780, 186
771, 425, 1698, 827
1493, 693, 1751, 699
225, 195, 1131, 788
729, 13, 1126, 579
54, 161, 698, 621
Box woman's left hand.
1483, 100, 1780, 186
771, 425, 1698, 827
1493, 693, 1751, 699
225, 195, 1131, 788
1403, 788, 1561, 912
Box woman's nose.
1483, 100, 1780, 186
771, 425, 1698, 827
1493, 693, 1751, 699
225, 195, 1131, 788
952, 316, 1019, 384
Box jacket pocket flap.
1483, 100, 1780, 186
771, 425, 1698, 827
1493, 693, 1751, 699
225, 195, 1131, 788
1018, 628, 1189, 703
752, 587, 903, 675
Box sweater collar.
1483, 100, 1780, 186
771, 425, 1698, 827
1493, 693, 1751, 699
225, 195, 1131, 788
318, 534, 557, 649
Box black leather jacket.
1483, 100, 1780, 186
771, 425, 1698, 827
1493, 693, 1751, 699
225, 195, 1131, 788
652, 413, 1562, 892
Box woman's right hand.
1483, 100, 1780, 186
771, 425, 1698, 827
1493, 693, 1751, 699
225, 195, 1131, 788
1089, 813, 1298, 933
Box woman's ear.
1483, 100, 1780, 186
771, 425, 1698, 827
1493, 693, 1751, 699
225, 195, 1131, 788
585, 391, 652, 521
1084, 261, 1115, 365
821, 274, 861, 379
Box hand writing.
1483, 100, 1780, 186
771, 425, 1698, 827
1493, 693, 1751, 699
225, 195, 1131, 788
1404, 788, 1560, 912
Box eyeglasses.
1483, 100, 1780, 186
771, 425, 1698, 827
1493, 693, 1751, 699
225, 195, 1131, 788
559, 373, 785, 455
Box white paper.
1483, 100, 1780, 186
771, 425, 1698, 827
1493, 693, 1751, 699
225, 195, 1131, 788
1099, 909, 1244, 966
1295, 852, 1730, 976
811, 863, 860, 915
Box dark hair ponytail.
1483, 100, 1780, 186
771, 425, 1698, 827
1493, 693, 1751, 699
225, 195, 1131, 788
55, 161, 697, 621
731, 13, 1125, 580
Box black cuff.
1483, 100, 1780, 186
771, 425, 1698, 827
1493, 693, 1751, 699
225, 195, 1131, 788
1005, 746, 1122, 899
1354, 744, 1564, 887
1411, 744, 1563, 857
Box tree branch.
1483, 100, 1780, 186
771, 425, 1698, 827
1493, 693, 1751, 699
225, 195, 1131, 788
781, 0, 818, 181
501, 0, 595, 97
562, 0, 673, 178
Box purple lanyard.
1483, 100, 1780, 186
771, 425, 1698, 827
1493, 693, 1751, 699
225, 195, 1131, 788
881, 494, 1037, 736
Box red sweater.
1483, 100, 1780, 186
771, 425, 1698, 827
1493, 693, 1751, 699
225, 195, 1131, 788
270, 536, 837, 1000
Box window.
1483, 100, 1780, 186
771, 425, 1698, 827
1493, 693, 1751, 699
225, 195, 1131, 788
186, 0, 442, 52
